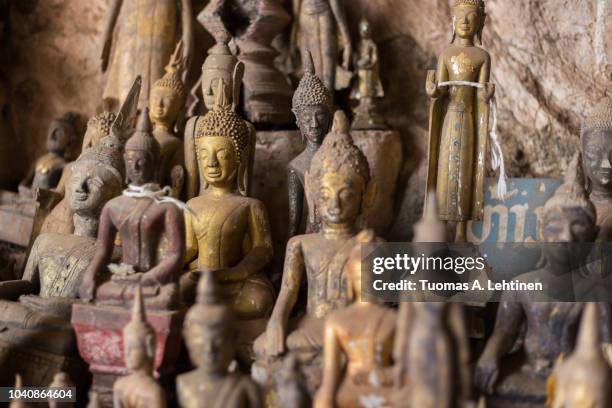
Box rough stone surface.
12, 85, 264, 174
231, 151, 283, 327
3, 0, 610, 240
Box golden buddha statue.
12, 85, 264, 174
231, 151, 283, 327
581, 98, 612, 240
101, 0, 194, 109
314, 230, 396, 408
149, 41, 187, 199
350, 19, 386, 131
177, 271, 263, 408
181, 82, 274, 357
253, 111, 374, 392
113, 285, 166, 408
425, 0, 495, 242
549, 303, 612, 408
184, 57, 255, 199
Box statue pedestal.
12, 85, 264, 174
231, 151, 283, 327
351, 130, 404, 235
71, 304, 185, 405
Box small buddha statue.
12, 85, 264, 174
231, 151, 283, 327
425, 0, 495, 242
113, 284, 166, 408
79, 109, 185, 311
48, 372, 74, 408
181, 82, 274, 326
253, 111, 374, 390
101, 0, 193, 109
350, 19, 386, 131
19, 113, 77, 194
475, 155, 612, 404
176, 271, 262, 408
549, 303, 612, 408
581, 98, 612, 240
0, 136, 123, 357
288, 51, 333, 238
291, 0, 352, 96
274, 354, 311, 408
184, 65, 256, 200
314, 230, 396, 408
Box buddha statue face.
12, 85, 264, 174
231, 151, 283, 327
125, 149, 155, 186
186, 322, 235, 374
197, 136, 239, 188
452, 4, 483, 41
295, 105, 331, 145
202, 63, 234, 110
124, 337, 151, 371
581, 127, 612, 195
68, 162, 120, 216
47, 119, 74, 155
317, 171, 365, 227
359, 20, 371, 39
541, 207, 597, 267
149, 86, 182, 128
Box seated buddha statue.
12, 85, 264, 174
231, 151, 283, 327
581, 97, 612, 240
0, 135, 123, 357
475, 154, 612, 404
19, 113, 77, 195
288, 51, 332, 238
253, 111, 374, 389
149, 40, 187, 199
79, 109, 185, 311
314, 230, 396, 408
177, 271, 263, 408
113, 285, 166, 408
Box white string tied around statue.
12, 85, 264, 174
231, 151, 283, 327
437, 80, 507, 200
123, 184, 198, 218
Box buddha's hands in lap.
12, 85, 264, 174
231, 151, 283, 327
264, 317, 286, 357
217, 265, 249, 283
474, 352, 500, 394
111, 272, 144, 283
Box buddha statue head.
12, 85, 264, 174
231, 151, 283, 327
451, 0, 486, 44
125, 108, 160, 186
292, 51, 332, 145
150, 41, 187, 130
306, 111, 374, 230
415, 192, 448, 242
345, 230, 376, 302
47, 113, 77, 156
184, 270, 237, 374
581, 98, 612, 201
541, 153, 598, 265
551, 303, 612, 407
201, 34, 243, 111
68, 135, 123, 219
82, 111, 117, 151
359, 19, 372, 40
122, 284, 156, 374
195, 80, 251, 196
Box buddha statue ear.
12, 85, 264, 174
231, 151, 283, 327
237, 160, 248, 196
450, 16, 457, 44
359, 177, 377, 229
232, 62, 245, 112
304, 170, 317, 227
476, 12, 486, 45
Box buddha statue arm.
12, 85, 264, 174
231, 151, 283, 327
287, 169, 304, 238
52, 162, 71, 196
184, 209, 198, 265
329, 0, 351, 69
180, 0, 194, 82
314, 319, 342, 408
475, 301, 524, 394
184, 117, 199, 200
80, 205, 118, 302
477, 53, 494, 102
141, 207, 186, 286
426, 57, 449, 99
265, 237, 305, 356
101, 0, 123, 72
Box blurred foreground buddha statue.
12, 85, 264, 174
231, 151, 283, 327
177, 271, 262, 408
475, 154, 612, 405
314, 230, 396, 408
549, 303, 612, 408
253, 111, 374, 392
149, 41, 187, 199
80, 109, 185, 311
581, 98, 612, 240
288, 51, 333, 238
425, 0, 495, 242
113, 285, 166, 408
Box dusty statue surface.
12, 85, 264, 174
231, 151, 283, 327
197, 0, 292, 125
80, 109, 185, 311
253, 111, 374, 392
475, 154, 612, 405
425, 0, 494, 242
177, 271, 262, 408
314, 230, 395, 408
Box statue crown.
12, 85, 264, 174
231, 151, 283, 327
582, 98, 612, 132
292, 51, 331, 112
153, 40, 187, 99
454, 0, 485, 10
186, 271, 235, 328
126, 108, 161, 166
87, 111, 117, 137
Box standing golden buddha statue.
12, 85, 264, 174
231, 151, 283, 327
426, 0, 495, 242
101, 0, 194, 109
314, 230, 396, 408
149, 41, 188, 199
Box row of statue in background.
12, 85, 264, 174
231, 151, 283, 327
0, 0, 611, 407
